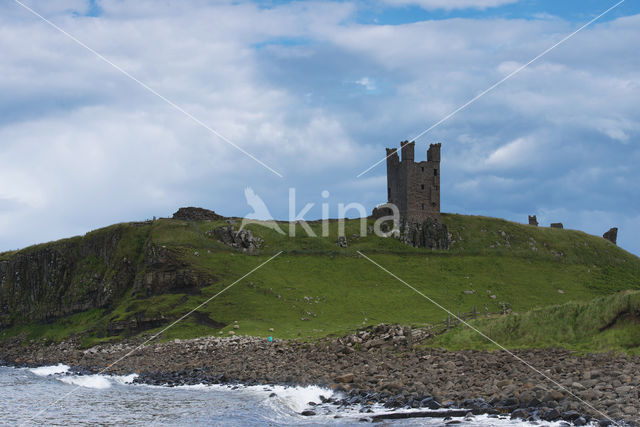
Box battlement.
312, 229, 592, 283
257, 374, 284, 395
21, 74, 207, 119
427, 143, 441, 162
400, 140, 414, 162
385, 147, 399, 165
385, 141, 441, 223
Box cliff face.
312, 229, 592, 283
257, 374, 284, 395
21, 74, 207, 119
0, 224, 149, 328
132, 243, 213, 296
0, 221, 217, 330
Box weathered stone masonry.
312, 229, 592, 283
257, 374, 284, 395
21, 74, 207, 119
386, 141, 441, 223
382, 141, 448, 250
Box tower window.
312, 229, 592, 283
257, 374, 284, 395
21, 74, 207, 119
421, 203, 424, 210
421, 184, 424, 190
421, 167, 424, 172
434, 168, 438, 177
388, 187, 391, 199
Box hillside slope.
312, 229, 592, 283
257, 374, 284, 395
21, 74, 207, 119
1, 213, 639, 347
427, 289, 640, 354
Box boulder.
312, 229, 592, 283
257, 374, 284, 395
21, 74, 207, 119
562, 410, 581, 421
542, 408, 561, 421
511, 408, 528, 419
421, 397, 441, 409
574, 416, 588, 426
334, 373, 355, 383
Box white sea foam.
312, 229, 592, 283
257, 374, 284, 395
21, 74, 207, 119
29, 364, 70, 376
58, 375, 112, 389
262, 384, 328, 413
27, 363, 139, 389
166, 382, 332, 415
112, 373, 138, 385
109, 379, 572, 425
57, 373, 139, 389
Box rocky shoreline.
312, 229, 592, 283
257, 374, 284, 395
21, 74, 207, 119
1, 324, 639, 425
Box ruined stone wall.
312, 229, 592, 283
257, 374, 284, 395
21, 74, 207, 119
385, 148, 400, 214
386, 141, 441, 223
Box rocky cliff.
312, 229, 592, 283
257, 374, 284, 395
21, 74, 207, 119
0, 224, 148, 328
0, 221, 213, 329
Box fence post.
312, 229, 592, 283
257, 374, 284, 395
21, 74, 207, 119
472, 306, 477, 319
447, 314, 450, 330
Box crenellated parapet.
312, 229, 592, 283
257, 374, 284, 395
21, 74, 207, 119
385, 140, 442, 224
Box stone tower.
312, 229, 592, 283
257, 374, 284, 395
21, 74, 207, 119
386, 141, 441, 223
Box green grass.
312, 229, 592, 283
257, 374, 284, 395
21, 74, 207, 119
0, 309, 110, 347
427, 290, 640, 354
2, 213, 639, 348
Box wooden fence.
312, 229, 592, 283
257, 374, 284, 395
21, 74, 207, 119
412, 304, 510, 340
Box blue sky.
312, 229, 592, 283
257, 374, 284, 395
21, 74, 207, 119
352, 0, 640, 24
0, 0, 638, 255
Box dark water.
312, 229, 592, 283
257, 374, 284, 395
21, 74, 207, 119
0, 365, 537, 426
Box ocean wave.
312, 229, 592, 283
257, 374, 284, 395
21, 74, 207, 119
157, 382, 333, 416
27, 364, 139, 390
259, 384, 328, 413
58, 373, 138, 389
112, 373, 138, 385
29, 364, 70, 376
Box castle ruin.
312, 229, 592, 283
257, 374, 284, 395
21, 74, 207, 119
385, 141, 441, 223
377, 140, 448, 250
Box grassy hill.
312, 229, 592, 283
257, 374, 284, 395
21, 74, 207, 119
1, 213, 639, 348
427, 289, 640, 355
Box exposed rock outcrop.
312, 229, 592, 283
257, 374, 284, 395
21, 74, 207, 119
401, 218, 449, 250
172, 207, 222, 221
0, 223, 215, 329
0, 225, 144, 328
603, 227, 618, 245
132, 244, 212, 296
550, 223, 563, 229
207, 226, 263, 252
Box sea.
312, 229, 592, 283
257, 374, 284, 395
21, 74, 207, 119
0, 364, 561, 426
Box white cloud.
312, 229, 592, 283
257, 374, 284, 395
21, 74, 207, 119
485, 137, 537, 169
355, 77, 376, 91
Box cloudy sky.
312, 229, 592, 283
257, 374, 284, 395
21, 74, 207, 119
1, 0, 639, 255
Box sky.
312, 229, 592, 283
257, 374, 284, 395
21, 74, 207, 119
0, 0, 638, 255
